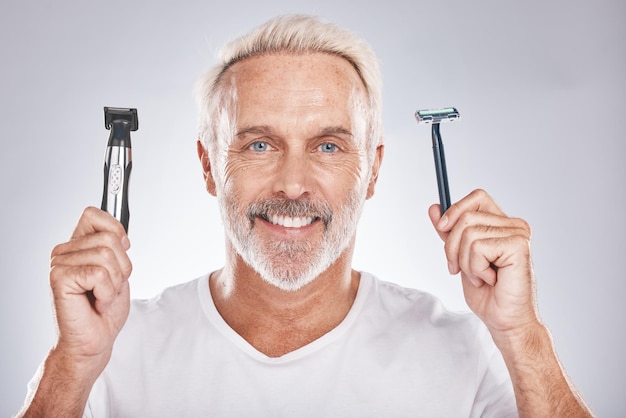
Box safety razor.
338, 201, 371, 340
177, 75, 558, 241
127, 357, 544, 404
415, 107, 460, 215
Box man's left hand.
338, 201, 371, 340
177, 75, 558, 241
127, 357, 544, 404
428, 189, 540, 338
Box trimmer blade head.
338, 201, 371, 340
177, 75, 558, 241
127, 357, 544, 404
104, 107, 139, 131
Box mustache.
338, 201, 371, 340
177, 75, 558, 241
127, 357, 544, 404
246, 197, 333, 228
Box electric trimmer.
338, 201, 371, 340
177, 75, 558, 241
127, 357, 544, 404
101, 107, 138, 232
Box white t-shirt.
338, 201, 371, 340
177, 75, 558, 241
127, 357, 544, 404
82, 272, 517, 417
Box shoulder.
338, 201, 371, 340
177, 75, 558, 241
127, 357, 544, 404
362, 272, 473, 321
131, 274, 208, 311
118, 275, 209, 339
359, 272, 489, 348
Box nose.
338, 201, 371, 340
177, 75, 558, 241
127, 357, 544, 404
272, 149, 311, 199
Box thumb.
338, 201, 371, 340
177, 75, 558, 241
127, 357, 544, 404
428, 203, 449, 242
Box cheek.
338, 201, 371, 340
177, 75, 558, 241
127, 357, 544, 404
315, 158, 367, 198
222, 156, 273, 197
221, 150, 367, 202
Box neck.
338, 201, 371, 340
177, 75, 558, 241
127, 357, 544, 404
210, 241, 360, 357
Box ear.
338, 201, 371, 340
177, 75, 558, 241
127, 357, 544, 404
366, 143, 384, 200
197, 140, 217, 196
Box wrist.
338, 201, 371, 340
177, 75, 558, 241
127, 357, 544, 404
490, 321, 553, 361
20, 347, 104, 418
490, 323, 594, 417
48, 345, 109, 386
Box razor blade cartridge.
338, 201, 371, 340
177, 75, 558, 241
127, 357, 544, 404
415, 107, 460, 124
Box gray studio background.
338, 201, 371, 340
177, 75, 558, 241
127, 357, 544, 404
1, 0, 624, 415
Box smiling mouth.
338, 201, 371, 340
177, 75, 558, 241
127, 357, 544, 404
260, 214, 319, 228
248, 198, 331, 230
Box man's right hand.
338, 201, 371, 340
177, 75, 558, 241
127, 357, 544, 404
19, 207, 132, 417
50, 206, 133, 375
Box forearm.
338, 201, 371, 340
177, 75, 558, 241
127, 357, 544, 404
18, 348, 102, 418
494, 323, 593, 417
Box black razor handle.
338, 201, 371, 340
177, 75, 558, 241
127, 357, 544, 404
101, 107, 138, 232
431, 123, 451, 215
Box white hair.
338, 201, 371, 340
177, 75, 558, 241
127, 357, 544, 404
195, 14, 384, 184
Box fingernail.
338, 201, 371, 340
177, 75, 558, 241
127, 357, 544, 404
438, 215, 449, 230
121, 235, 131, 250
447, 261, 455, 275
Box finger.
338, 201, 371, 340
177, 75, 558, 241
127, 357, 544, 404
428, 203, 449, 242
460, 232, 532, 288
71, 207, 128, 243
462, 235, 500, 287
445, 211, 528, 274
50, 264, 117, 312
456, 222, 530, 274
53, 229, 126, 255
461, 271, 486, 289
436, 189, 505, 233
51, 244, 131, 291
51, 232, 132, 279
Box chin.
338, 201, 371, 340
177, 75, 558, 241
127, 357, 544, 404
253, 256, 334, 292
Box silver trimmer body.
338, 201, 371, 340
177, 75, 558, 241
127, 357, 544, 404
101, 107, 138, 232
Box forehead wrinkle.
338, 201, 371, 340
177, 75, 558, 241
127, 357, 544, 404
242, 87, 330, 111
230, 53, 362, 103
235, 96, 356, 140
226, 53, 366, 147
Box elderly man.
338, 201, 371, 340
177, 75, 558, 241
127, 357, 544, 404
20, 15, 592, 417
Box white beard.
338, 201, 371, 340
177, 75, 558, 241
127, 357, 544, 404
219, 186, 366, 292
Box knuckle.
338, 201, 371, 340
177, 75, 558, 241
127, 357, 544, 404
457, 210, 469, 223
512, 233, 531, 248
457, 211, 473, 226
461, 224, 478, 241
50, 243, 65, 259
81, 206, 99, 221
106, 218, 125, 236
120, 259, 133, 278
124, 260, 133, 277
85, 205, 101, 215
468, 236, 484, 254
515, 218, 531, 236
100, 230, 120, 247
95, 245, 116, 262
49, 265, 63, 287
85, 265, 108, 284
472, 188, 488, 199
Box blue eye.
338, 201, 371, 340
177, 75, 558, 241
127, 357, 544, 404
250, 141, 268, 152
320, 143, 338, 153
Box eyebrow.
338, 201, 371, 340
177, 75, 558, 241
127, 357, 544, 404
319, 126, 354, 138
236, 125, 273, 137
236, 125, 354, 139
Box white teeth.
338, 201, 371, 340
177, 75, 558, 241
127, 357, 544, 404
268, 215, 314, 228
